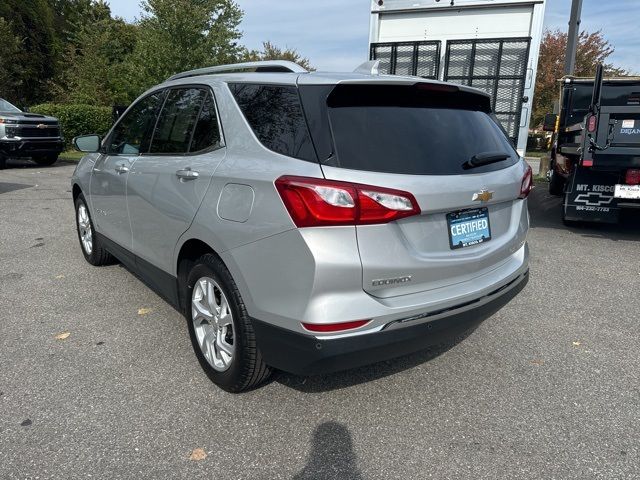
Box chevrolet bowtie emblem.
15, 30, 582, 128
472, 189, 494, 202
37, 124, 47, 129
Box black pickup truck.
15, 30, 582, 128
0, 98, 64, 169
544, 66, 640, 224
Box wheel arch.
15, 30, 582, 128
176, 239, 222, 312
72, 183, 83, 201
175, 238, 256, 319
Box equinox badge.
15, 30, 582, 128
472, 189, 494, 202
372, 276, 412, 287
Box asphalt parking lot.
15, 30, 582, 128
1, 159, 639, 479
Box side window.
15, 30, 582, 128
190, 92, 222, 153
150, 88, 206, 154
108, 92, 164, 155
229, 83, 316, 162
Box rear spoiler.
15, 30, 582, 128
326, 82, 492, 113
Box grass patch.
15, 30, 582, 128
526, 151, 550, 159
59, 150, 84, 162
534, 174, 548, 183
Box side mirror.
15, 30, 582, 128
542, 113, 558, 132
73, 134, 102, 153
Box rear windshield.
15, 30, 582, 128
321, 84, 518, 175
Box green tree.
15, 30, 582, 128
244, 41, 314, 71
123, 0, 244, 100
532, 29, 629, 127
0, 17, 23, 103
52, 11, 138, 106
51, 0, 111, 44
0, 0, 61, 105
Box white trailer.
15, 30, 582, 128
369, 0, 546, 156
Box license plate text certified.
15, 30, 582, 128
447, 208, 492, 250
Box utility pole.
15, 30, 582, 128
564, 0, 583, 76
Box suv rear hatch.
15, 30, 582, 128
299, 81, 530, 298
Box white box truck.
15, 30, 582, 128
369, 0, 546, 156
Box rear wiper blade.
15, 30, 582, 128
464, 152, 511, 169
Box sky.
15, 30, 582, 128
105, 0, 639, 73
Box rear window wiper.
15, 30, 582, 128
463, 152, 511, 169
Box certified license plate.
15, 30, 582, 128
447, 208, 491, 250
614, 184, 640, 199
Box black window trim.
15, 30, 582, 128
144, 84, 226, 157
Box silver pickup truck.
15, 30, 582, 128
0, 98, 64, 169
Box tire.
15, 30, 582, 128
549, 169, 565, 196
74, 194, 115, 266
32, 154, 59, 166
0, 153, 6, 170
185, 254, 272, 392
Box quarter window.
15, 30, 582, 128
150, 88, 207, 154
229, 83, 316, 162
108, 92, 164, 155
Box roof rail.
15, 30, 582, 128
167, 61, 308, 81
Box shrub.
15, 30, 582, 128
527, 132, 549, 152
29, 103, 113, 148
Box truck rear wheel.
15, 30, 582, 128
0, 153, 6, 170
32, 154, 59, 166
549, 170, 565, 196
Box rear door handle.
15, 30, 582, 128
115, 164, 129, 174
176, 168, 199, 180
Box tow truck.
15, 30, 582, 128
545, 64, 640, 224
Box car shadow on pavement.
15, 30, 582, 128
293, 421, 363, 480
1, 158, 76, 169
529, 181, 640, 241
275, 327, 477, 393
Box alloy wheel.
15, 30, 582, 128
77, 204, 93, 255
191, 277, 235, 372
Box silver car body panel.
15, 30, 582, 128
72, 68, 530, 346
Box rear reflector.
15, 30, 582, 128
519, 164, 533, 198
302, 320, 371, 333
625, 169, 640, 185
587, 114, 598, 133
275, 176, 420, 227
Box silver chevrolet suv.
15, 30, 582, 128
71, 60, 531, 392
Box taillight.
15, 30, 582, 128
275, 176, 420, 227
302, 319, 371, 333
626, 169, 640, 185
587, 114, 598, 133
519, 164, 533, 199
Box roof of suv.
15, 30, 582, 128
161, 60, 490, 98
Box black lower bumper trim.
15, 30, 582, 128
251, 270, 529, 376
0, 139, 64, 156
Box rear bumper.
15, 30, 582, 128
252, 269, 529, 376
0, 138, 64, 157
